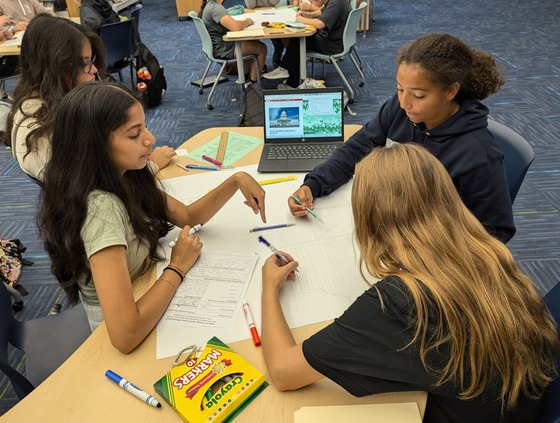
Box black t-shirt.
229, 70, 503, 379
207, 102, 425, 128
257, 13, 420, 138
302, 277, 542, 422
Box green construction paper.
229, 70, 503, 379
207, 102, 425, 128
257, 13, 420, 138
187, 132, 263, 167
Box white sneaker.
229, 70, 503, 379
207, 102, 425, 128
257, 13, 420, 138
262, 66, 289, 80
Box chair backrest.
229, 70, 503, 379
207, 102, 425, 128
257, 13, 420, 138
188, 11, 218, 62
130, 3, 143, 26
487, 119, 534, 204
341, 2, 367, 56
539, 281, 560, 423
99, 19, 136, 71
0, 283, 91, 399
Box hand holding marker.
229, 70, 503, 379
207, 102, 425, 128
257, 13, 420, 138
257, 235, 299, 272
169, 224, 202, 248
290, 194, 320, 221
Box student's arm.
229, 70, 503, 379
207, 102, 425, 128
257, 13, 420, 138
260, 253, 324, 390
295, 13, 324, 27
165, 171, 266, 228
150, 146, 176, 170
219, 14, 254, 31
90, 231, 202, 354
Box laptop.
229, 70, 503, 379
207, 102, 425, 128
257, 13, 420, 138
257, 87, 345, 173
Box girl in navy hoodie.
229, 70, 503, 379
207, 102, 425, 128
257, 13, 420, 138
288, 33, 515, 243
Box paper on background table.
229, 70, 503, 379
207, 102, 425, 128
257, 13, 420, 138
156, 165, 369, 359
294, 402, 423, 423
2, 31, 25, 47
232, 8, 296, 30
187, 132, 263, 167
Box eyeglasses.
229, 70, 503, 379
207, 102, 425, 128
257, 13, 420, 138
82, 56, 96, 74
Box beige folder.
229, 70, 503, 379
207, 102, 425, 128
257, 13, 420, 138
295, 402, 422, 423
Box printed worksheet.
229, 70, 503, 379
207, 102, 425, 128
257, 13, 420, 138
161, 251, 258, 331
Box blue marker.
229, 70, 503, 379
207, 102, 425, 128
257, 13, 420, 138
105, 370, 161, 408
257, 235, 299, 272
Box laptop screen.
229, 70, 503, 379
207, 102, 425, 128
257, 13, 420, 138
262, 88, 345, 144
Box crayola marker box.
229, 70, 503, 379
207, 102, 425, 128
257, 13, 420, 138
154, 336, 268, 423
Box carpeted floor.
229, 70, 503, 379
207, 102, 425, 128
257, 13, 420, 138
0, 0, 559, 415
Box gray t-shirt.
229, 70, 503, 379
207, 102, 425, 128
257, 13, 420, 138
79, 190, 150, 330
202, 0, 235, 60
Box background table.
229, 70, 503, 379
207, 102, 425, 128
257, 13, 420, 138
223, 16, 316, 86
4, 125, 427, 422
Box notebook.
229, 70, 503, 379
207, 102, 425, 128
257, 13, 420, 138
257, 87, 345, 172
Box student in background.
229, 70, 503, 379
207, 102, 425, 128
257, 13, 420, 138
78, 0, 121, 34
288, 33, 515, 243
8, 14, 175, 181
244, 0, 285, 68
39, 82, 267, 353
262, 0, 351, 88
200, 0, 267, 83
0, 0, 56, 31
0, 15, 17, 83
261, 143, 558, 422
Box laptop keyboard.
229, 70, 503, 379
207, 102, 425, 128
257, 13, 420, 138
267, 144, 338, 160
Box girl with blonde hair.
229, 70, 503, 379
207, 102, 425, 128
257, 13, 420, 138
262, 143, 557, 422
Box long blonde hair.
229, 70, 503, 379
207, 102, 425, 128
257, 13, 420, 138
352, 143, 557, 407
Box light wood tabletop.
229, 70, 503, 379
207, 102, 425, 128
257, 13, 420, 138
222, 8, 317, 85
3, 125, 427, 422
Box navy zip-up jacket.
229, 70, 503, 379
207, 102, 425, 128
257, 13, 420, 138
304, 93, 515, 243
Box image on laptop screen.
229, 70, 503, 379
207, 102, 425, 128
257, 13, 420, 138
262, 88, 344, 144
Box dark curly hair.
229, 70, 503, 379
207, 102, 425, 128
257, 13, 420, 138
396, 33, 505, 101
38, 82, 172, 303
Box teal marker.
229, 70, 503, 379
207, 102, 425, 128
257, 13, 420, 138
290, 195, 320, 220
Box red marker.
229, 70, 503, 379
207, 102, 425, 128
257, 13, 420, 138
202, 155, 223, 166
242, 300, 261, 347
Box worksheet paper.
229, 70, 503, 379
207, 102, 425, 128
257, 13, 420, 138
156, 165, 370, 359
232, 8, 297, 30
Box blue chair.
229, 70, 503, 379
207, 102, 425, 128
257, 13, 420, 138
540, 281, 560, 423
0, 283, 91, 399
307, 2, 367, 103
100, 19, 137, 88
130, 3, 142, 26
487, 119, 535, 204
188, 11, 259, 110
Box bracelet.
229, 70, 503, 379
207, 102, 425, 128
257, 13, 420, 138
164, 265, 185, 282
158, 278, 178, 292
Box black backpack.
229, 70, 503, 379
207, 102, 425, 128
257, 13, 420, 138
238, 82, 264, 126
133, 22, 167, 107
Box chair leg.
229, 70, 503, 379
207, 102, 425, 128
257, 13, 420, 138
198, 60, 213, 95
129, 63, 135, 91
311, 59, 315, 79
352, 47, 363, 69
348, 53, 365, 88
252, 56, 260, 82
117, 70, 123, 82
206, 62, 227, 110
329, 57, 355, 102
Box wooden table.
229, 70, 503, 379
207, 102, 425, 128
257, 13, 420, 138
4, 126, 427, 422
0, 34, 23, 57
